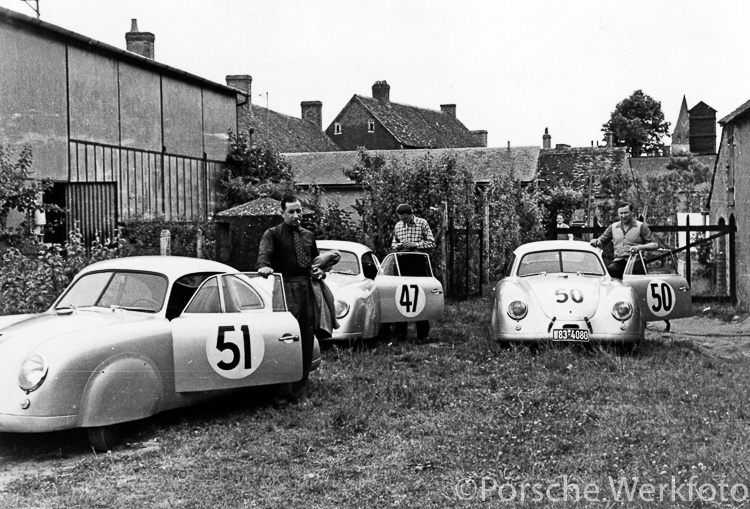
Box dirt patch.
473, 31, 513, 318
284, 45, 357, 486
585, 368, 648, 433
646, 313, 750, 359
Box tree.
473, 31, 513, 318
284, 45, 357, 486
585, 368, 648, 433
0, 144, 54, 232
602, 90, 671, 156
219, 130, 296, 210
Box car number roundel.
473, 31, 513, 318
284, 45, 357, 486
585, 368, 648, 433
395, 283, 425, 317
206, 325, 265, 379
646, 280, 676, 318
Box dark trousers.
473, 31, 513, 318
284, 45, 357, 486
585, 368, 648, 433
394, 320, 430, 340
607, 257, 645, 279
283, 277, 314, 394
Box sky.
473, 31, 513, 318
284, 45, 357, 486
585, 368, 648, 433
2, 0, 749, 149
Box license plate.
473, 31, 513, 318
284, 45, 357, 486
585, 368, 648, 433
552, 329, 589, 342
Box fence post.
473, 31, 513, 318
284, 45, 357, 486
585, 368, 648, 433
685, 216, 691, 288
483, 192, 490, 293
730, 215, 737, 304
160, 229, 171, 256
196, 229, 204, 259
441, 201, 449, 298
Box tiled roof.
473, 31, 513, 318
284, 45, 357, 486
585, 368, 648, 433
238, 106, 340, 153
719, 98, 750, 126
215, 197, 313, 217
354, 96, 483, 148
629, 154, 717, 180
286, 146, 539, 186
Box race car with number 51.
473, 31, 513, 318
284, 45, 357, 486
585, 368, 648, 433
490, 241, 692, 344
0, 256, 321, 451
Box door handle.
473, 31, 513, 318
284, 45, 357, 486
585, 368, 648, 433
431, 288, 443, 294
679, 286, 689, 292
278, 333, 300, 342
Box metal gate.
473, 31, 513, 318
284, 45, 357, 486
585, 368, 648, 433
557, 216, 737, 303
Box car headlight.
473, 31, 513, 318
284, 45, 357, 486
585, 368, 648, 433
612, 301, 633, 321
18, 354, 48, 393
335, 300, 350, 319
507, 300, 528, 320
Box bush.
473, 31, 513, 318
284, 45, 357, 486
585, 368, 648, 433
0, 226, 122, 315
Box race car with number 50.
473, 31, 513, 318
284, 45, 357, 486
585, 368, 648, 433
0, 256, 321, 451
490, 241, 692, 344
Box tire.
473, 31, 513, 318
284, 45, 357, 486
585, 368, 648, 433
87, 425, 118, 452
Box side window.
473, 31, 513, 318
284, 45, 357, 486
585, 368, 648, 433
184, 277, 222, 314
222, 275, 265, 312
362, 252, 378, 280
378, 254, 399, 276
166, 272, 216, 320
396, 253, 433, 277
504, 254, 516, 277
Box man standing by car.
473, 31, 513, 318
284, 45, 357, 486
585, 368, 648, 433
590, 201, 658, 279
391, 203, 436, 342
257, 195, 322, 405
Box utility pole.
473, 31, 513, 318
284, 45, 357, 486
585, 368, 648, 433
21, 0, 40, 18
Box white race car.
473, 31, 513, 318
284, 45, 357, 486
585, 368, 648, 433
490, 241, 692, 344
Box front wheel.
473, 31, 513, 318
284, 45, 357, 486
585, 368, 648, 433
87, 425, 118, 452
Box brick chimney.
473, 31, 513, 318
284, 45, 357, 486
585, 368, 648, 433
441, 104, 456, 117
301, 101, 323, 130
472, 130, 488, 147
542, 127, 551, 149
125, 19, 155, 59
226, 75, 252, 113
372, 81, 390, 105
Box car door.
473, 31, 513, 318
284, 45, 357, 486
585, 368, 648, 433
375, 252, 444, 323
623, 250, 692, 322
171, 273, 302, 392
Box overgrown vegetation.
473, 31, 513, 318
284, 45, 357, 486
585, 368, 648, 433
0, 226, 121, 314
3, 298, 750, 508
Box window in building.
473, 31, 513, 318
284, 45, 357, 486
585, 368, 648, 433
334, 123, 342, 135
367, 120, 375, 133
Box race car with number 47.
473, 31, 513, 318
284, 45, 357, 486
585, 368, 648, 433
0, 256, 321, 451
490, 241, 692, 344
316, 240, 444, 342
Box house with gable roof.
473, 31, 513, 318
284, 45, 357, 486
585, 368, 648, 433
326, 81, 487, 151
226, 75, 340, 153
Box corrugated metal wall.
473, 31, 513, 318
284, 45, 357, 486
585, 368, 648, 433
65, 182, 117, 245
69, 139, 223, 229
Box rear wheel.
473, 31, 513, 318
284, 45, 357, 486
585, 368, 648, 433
87, 426, 118, 452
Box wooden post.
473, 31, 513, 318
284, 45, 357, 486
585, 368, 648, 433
441, 201, 449, 298
685, 216, 691, 288
160, 229, 171, 256
483, 192, 490, 292
196, 229, 204, 259
730, 215, 737, 304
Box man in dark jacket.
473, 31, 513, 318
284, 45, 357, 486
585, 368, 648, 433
257, 195, 321, 405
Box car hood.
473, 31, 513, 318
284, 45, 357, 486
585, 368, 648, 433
521, 274, 603, 318
0, 309, 156, 361
323, 273, 365, 293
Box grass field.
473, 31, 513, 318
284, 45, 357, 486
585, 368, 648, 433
2, 298, 750, 508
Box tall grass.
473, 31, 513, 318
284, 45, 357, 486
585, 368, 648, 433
2, 298, 750, 508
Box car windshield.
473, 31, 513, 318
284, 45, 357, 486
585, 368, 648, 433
56, 271, 169, 312
517, 250, 605, 277
320, 249, 360, 275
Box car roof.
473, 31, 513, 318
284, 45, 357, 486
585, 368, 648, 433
317, 240, 373, 256
76, 256, 237, 280
513, 240, 599, 257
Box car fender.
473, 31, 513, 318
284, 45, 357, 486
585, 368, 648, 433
78, 353, 164, 427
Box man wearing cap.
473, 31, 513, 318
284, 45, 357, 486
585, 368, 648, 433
391, 203, 436, 342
